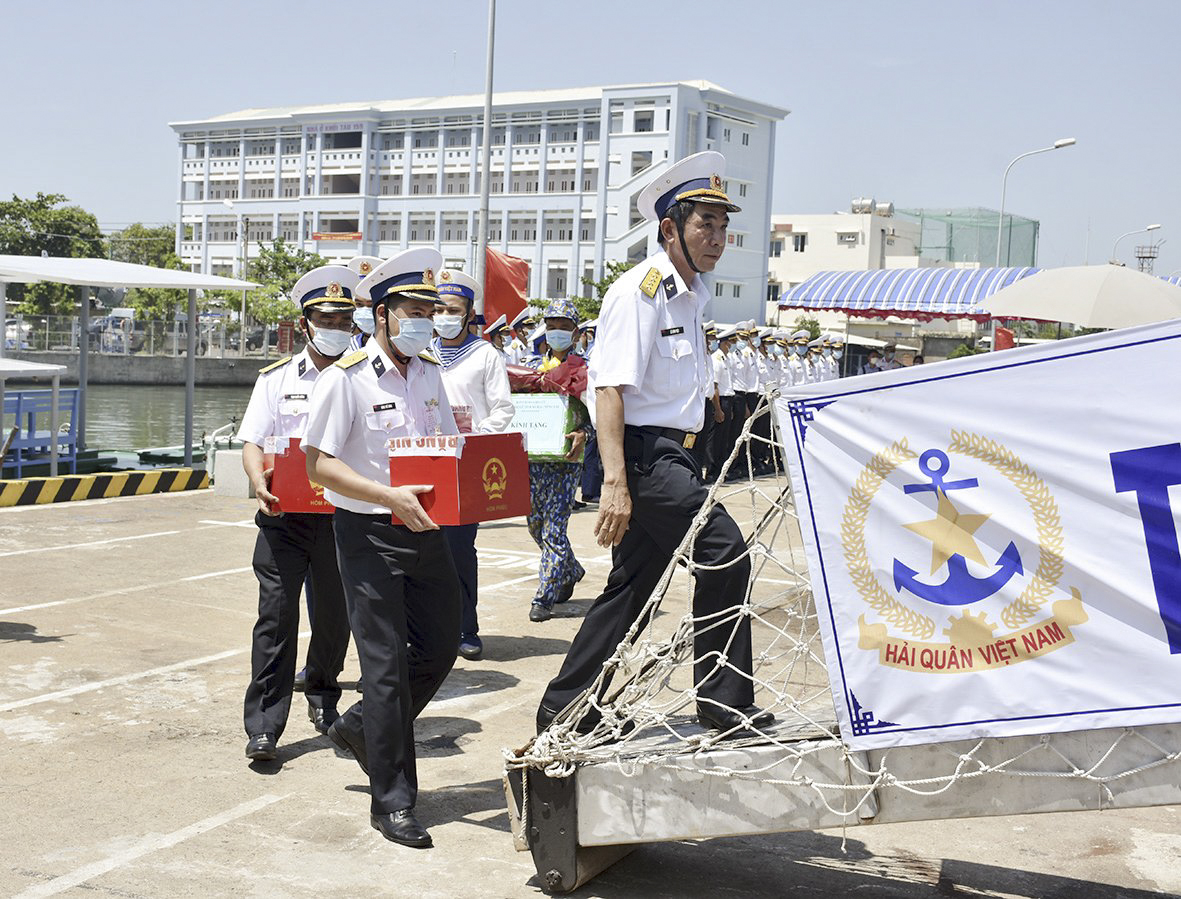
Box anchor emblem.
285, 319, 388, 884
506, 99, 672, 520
892, 450, 1023, 607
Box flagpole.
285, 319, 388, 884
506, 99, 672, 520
474, 0, 496, 321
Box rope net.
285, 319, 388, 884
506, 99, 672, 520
505, 395, 1181, 825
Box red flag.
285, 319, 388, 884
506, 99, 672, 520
995, 326, 1015, 351
484, 248, 529, 331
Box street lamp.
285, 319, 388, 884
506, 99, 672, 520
990, 137, 1076, 352
1110, 223, 1162, 265
995, 138, 1077, 268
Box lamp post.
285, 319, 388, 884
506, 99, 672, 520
990, 137, 1076, 351
473, 0, 496, 323
223, 198, 249, 357
1110, 223, 1161, 265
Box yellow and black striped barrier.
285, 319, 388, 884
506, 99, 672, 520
0, 468, 209, 508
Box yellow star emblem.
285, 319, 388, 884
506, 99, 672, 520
903, 490, 991, 575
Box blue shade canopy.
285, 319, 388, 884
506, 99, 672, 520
779, 266, 1040, 321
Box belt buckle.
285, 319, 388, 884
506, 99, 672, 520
683, 433, 696, 449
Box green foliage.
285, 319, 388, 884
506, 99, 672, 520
792, 315, 821, 341
570, 295, 601, 322
206, 239, 330, 326
581, 260, 635, 302
108, 223, 187, 320
0, 192, 105, 314
947, 342, 985, 359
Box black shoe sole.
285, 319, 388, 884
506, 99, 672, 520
328, 726, 369, 776
245, 742, 277, 761
370, 818, 432, 848
458, 646, 483, 661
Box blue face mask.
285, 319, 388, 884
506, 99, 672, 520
353, 305, 375, 335
546, 329, 574, 352
708, 339, 719, 353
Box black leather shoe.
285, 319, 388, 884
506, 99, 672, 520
696, 703, 775, 735
245, 733, 277, 761
327, 719, 369, 775
307, 703, 338, 735
371, 809, 432, 848
293, 667, 307, 692
529, 601, 552, 622
458, 634, 483, 660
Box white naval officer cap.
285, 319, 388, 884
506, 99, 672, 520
579, 317, 598, 332
436, 268, 481, 308
717, 325, 739, 340
290, 265, 361, 313
347, 255, 383, 280
637, 150, 741, 223
356, 248, 444, 306
790, 329, 811, 342
808, 337, 823, 349
510, 307, 533, 330
483, 313, 508, 338
759, 327, 774, 339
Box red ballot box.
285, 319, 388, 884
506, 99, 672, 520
388, 432, 530, 526
264, 437, 335, 514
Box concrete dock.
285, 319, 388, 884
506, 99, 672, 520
1, 489, 1179, 898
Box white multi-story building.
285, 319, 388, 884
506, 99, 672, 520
170, 81, 788, 322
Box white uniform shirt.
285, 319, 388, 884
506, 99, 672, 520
431, 335, 515, 434
236, 348, 323, 445
507, 337, 529, 366
712, 349, 734, 397
587, 250, 710, 433
784, 353, 805, 387
730, 344, 755, 393
303, 339, 458, 515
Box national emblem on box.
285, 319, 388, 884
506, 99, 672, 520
387, 432, 530, 526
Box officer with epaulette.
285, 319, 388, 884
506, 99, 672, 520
237, 265, 357, 763
347, 255, 383, 351
507, 307, 536, 365
707, 325, 739, 481
536, 151, 774, 737
484, 313, 511, 362
303, 248, 461, 850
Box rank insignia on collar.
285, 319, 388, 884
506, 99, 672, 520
371, 355, 386, 378
661, 275, 678, 298
334, 349, 368, 369
297, 358, 307, 376
640, 267, 662, 298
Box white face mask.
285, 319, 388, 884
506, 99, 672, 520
833, 350, 844, 360
433, 313, 466, 340
793, 345, 807, 356
771, 345, 783, 357
546, 329, 574, 352
388, 314, 435, 357
822, 348, 832, 357
307, 323, 352, 357
353, 305, 375, 335
708, 339, 719, 353
751, 336, 761, 347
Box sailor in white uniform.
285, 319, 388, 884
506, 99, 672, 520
303, 248, 460, 850
431, 268, 515, 661
346, 256, 383, 351
484, 314, 511, 362
238, 265, 356, 762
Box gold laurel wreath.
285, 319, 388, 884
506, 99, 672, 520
840, 439, 935, 639
948, 431, 1063, 628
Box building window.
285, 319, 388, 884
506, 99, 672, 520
738, 183, 747, 197
723, 127, 731, 142
733, 234, 744, 248
767, 282, 781, 304
634, 111, 654, 133
770, 239, 783, 258
793, 233, 808, 252
715, 282, 724, 297
732, 284, 741, 298
741, 132, 750, 146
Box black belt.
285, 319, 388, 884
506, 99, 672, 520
626, 424, 698, 450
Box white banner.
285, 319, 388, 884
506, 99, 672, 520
777, 322, 1181, 750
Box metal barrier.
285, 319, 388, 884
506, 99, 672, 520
4, 315, 292, 359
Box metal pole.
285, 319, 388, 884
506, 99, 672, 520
184, 288, 196, 467
77, 284, 88, 449
473, 0, 496, 320
50, 372, 59, 477
0, 281, 6, 360
240, 216, 249, 357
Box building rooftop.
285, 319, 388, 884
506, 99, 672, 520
169, 80, 790, 128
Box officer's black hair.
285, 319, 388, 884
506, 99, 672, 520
657, 200, 695, 248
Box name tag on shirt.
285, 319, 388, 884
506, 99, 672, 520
373, 402, 398, 412
660, 327, 685, 337
284, 393, 308, 400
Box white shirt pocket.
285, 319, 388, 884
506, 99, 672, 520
277, 397, 310, 437
364, 407, 407, 439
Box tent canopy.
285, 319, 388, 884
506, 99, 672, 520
0, 358, 67, 377
779, 266, 1040, 321
0, 255, 257, 290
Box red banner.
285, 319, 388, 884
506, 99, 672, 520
484, 248, 529, 331
995, 326, 1015, 351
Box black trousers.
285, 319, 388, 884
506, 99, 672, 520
729, 391, 754, 470
749, 390, 773, 467
540, 428, 754, 715
707, 394, 735, 480
243, 511, 349, 739
695, 397, 715, 473
444, 523, 480, 637
332, 509, 461, 814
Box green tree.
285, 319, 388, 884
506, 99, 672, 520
0, 192, 105, 314
578, 260, 636, 314
207, 239, 329, 327
792, 315, 821, 341
107, 222, 187, 320
948, 342, 985, 359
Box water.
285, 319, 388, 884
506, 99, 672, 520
83, 384, 253, 450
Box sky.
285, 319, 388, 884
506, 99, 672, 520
2, 0, 1179, 273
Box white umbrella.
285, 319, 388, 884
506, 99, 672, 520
982, 264, 1181, 328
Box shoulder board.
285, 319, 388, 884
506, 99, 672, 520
639, 267, 662, 298
417, 348, 441, 365
334, 349, 369, 369
258, 356, 291, 374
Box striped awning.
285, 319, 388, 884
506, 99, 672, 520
1161, 275, 1181, 287
779, 266, 1041, 321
